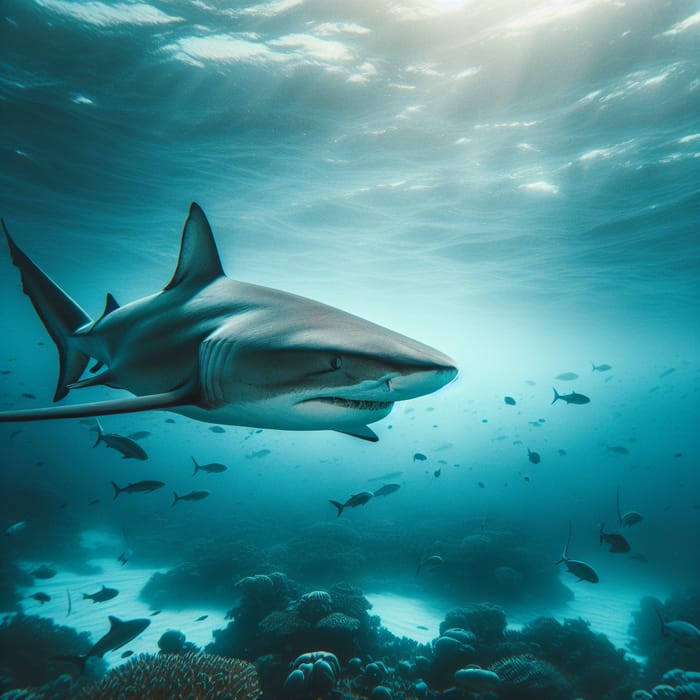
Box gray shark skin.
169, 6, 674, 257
0, 204, 458, 441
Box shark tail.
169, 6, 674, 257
191, 457, 199, 476
51, 654, 88, 674
551, 387, 561, 404
172, 491, 180, 507
110, 481, 122, 500
3, 221, 92, 401
329, 500, 344, 518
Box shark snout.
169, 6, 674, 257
388, 359, 458, 400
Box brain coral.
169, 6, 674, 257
72, 652, 261, 700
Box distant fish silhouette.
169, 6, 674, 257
552, 387, 590, 405
192, 457, 228, 475
172, 489, 210, 506
592, 363, 612, 372
555, 372, 578, 381
93, 419, 148, 460
83, 585, 119, 603
110, 480, 165, 499
329, 491, 373, 517
416, 554, 443, 576
527, 449, 540, 464
599, 524, 631, 553
504, 396, 516, 405
616, 486, 643, 527
373, 483, 401, 497
413, 452, 427, 462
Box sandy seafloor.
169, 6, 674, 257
13, 545, 656, 670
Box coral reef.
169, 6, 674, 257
488, 653, 569, 699
72, 652, 260, 700
0, 554, 33, 612
0, 613, 93, 687
632, 669, 700, 699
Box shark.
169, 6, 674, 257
0, 203, 457, 441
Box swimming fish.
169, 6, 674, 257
32, 564, 57, 579
127, 430, 151, 440
556, 521, 599, 583
195, 614, 209, 622
93, 419, 148, 460
606, 444, 630, 455
110, 480, 165, 499
527, 449, 540, 464
328, 491, 374, 517
29, 592, 51, 604
373, 483, 401, 497
656, 608, 700, 647
555, 372, 578, 381
83, 585, 119, 603
172, 489, 211, 506
592, 363, 612, 372
192, 457, 228, 475
599, 524, 631, 553
616, 486, 643, 527
504, 396, 516, 405
413, 452, 427, 462
551, 388, 590, 405
367, 470, 404, 482
0, 204, 457, 442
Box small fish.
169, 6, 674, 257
527, 449, 540, 464
504, 396, 516, 406
94, 419, 148, 460
172, 489, 211, 506
192, 457, 228, 475
195, 614, 208, 622
416, 624, 429, 630
592, 363, 612, 372
434, 468, 441, 477
165, 418, 176, 424
110, 480, 165, 499
656, 609, 700, 647
30, 592, 51, 604
9, 429, 22, 440
150, 610, 162, 616
89, 499, 101, 506
83, 585, 119, 603
616, 487, 643, 527
599, 524, 631, 553
373, 483, 401, 497
630, 553, 648, 564
413, 452, 427, 462
329, 491, 374, 517
5, 520, 26, 536
416, 554, 443, 576
209, 425, 225, 433
606, 444, 630, 455
66, 589, 72, 617
477, 481, 485, 488
555, 372, 579, 381
121, 650, 134, 658
247, 449, 271, 459
523, 476, 530, 482
557, 449, 567, 456
552, 387, 590, 405
21, 392, 37, 399
674, 452, 683, 458
556, 521, 599, 583
659, 368, 675, 378
32, 564, 57, 579
368, 470, 404, 482
127, 431, 151, 440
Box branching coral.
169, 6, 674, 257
488, 653, 570, 700
72, 652, 260, 700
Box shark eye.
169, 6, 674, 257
331, 356, 342, 370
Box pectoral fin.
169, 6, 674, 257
0, 388, 196, 423
333, 425, 379, 442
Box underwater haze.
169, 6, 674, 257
1, 1, 700, 698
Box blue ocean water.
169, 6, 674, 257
1, 1, 699, 697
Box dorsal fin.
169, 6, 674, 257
164, 203, 224, 291
95, 293, 119, 324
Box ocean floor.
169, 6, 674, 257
11, 546, 657, 670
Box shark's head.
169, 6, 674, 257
198, 305, 458, 438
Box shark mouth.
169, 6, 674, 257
300, 397, 394, 411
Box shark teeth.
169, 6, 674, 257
302, 397, 393, 411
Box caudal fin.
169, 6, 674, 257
191, 457, 199, 476
172, 491, 180, 507
551, 387, 561, 404
329, 500, 344, 518
93, 418, 104, 448
3, 221, 91, 401
110, 481, 122, 500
